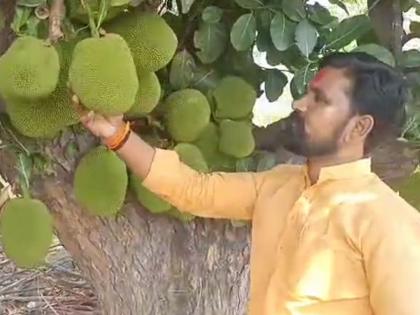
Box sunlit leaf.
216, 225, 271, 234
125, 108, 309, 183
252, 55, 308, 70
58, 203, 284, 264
295, 19, 318, 57
270, 12, 296, 51
230, 13, 257, 51
170, 50, 196, 89
325, 15, 370, 50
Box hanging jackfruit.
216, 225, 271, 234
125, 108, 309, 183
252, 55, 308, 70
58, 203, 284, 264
174, 143, 209, 173
68, 34, 139, 115
213, 76, 257, 119
0, 198, 53, 268
164, 89, 211, 142
219, 120, 255, 158
74, 146, 128, 217
105, 11, 178, 72
0, 36, 59, 101
129, 173, 171, 213
125, 72, 161, 118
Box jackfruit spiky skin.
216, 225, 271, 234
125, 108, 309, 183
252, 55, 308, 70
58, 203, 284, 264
164, 89, 211, 142
0, 198, 53, 268
105, 11, 178, 72
126, 72, 161, 118
5, 38, 80, 138
213, 76, 257, 119
129, 173, 171, 213
69, 34, 139, 115
0, 36, 59, 101
219, 120, 255, 158
174, 143, 209, 173
74, 146, 128, 217
194, 122, 236, 171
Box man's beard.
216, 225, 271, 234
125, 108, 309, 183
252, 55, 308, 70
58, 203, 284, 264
276, 111, 342, 158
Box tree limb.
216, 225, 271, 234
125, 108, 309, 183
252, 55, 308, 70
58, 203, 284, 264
48, 0, 65, 42
391, 0, 404, 62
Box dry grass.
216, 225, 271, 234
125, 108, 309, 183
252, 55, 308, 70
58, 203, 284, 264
0, 241, 99, 315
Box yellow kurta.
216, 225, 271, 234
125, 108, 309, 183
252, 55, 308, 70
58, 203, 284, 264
142, 148, 420, 315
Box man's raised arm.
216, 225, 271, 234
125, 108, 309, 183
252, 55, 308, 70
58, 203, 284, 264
77, 106, 269, 220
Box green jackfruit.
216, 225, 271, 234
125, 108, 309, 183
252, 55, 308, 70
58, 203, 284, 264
126, 72, 161, 118
0, 198, 53, 268
69, 34, 138, 115
219, 120, 255, 158
74, 146, 128, 216
174, 143, 209, 173
130, 173, 171, 213
213, 76, 257, 119
165, 89, 211, 142
0, 36, 59, 101
194, 122, 236, 171
5, 38, 80, 138
105, 11, 178, 72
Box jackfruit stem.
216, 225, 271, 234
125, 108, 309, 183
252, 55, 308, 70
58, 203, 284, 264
48, 0, 65, 42
80, 0, 100, 38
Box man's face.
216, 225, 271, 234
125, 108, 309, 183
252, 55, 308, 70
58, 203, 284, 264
279, 67, 356, 158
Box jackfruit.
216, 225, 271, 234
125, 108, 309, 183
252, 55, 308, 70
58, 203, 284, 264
174, 143, 209, 173
125, 72, 161, 118
105, 11, 178, 72
0, 198, 53, 268
129, 173, 171, 213
5, 38, 80, 138
0, 36, 59, 101
219, 120, 255, 158
74, 146, 128, 216
213, 76, 257, 119
68, 34, 139, 115
194, 122, 236, 171
167, 208, 195, 222
164, 89, 211, 142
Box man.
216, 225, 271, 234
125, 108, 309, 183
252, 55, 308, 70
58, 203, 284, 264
75, 52, 420, 315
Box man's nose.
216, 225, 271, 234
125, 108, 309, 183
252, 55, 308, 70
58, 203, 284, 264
292, 97, 307, 112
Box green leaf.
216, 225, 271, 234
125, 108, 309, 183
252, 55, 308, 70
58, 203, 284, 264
395, 169, 420, 210
194, 21, 228, 63
270, 12, 296, 51
329, 0, 349, 15
97, 0, 111, 28
400, 50, 420, 68
180, 0, 195, 14
353, 44, 395, 67
410, 21, 420, 34
282, 0, 305, 22
236, 156, 257, 172
256, 152, 277, 171
290, 63, 317, 99
170, 49, 196, 90
265, 69, 288, 102
111, 0, 130, 6
307, 3, 336, 26
234, 0, 264, 9
17, 0, 46, 7
11, 7, 32, 34
230, 13, 257, 51
202, 6, 223, 23
325, 15, 371, 50
295, 19, 318, 57
25, 15, 40, 36
257, 9, 273, 31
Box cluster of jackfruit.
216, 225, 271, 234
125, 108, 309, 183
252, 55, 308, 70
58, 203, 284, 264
0, 197, 54, 268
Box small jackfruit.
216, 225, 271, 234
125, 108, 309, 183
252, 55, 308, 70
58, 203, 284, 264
105, 11, 178, 72
129, 173, 171, 213
5, 38, 80, 138
74, 146, 128, 216
0, 36, 59, 101
213, 76, 257, 119
164, 89, 211, 142
174, 143, 209, 172
0, 198, 53, 268
69, 34, 138, 115
126, 72, 161, 118
219, 120, 255, 158
194, 122, 236, 171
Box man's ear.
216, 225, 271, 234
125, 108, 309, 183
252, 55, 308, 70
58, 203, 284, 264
353, 115, 374, 140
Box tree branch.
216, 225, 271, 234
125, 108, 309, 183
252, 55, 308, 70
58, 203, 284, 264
391, 0, 404, 62
48, 0, 65, 42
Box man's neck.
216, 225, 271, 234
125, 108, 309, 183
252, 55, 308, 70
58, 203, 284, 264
306, 149, 365, 185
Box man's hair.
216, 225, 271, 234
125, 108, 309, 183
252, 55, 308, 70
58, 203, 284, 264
319, 52, 409, 152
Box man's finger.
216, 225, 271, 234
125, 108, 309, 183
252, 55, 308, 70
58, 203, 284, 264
71, 94, 89, 117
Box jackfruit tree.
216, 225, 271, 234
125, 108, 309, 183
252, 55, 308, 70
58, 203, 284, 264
0, 0, 419, 314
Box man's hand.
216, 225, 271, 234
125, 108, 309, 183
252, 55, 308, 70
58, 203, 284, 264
71, 95, 123, 140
